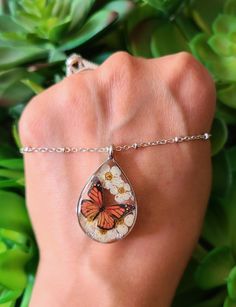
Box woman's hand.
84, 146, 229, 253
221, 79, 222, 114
19, 52, 215, 307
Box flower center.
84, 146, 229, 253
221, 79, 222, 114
118, 187, 125, 194
105, 171, 113, 180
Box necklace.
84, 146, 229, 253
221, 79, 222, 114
20, 54, 212, 244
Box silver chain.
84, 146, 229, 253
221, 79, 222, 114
20, 133, 211, 154
20, 55, 212, 154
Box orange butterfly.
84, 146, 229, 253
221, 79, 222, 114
81, 177, 134, 230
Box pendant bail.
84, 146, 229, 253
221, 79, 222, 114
108, 144, 114, 159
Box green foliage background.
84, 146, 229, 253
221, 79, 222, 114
0, 0, 235, 306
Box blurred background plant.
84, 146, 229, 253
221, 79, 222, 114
0, 0, 235, 306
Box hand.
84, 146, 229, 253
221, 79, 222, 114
19, 51, 215, 307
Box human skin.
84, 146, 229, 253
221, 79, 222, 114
19, 51, 216, 307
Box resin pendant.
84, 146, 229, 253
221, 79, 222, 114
77, 151, 137, 243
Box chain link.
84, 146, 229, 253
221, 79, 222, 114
20, 133, 211, 154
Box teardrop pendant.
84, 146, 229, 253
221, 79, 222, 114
77, 155, 137, 243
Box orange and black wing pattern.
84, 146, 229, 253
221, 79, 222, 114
96, 211, 116, 230
81, 177, 135, 230
97, 204, 135, 230
81, 177, 103, 220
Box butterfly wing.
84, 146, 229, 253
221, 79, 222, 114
87, 177, 103, 208
81, 177, 103, 220
81, 200, 100, 220
81, 177, 135, 230
97, 204, 135, 230
106, 204, 135, 219
97, 211, 115, 230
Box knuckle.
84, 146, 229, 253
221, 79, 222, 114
176, 52, 214, 89
61, 72, 95, 107
163, 52, 216, 130
186, 59, 216, 118
97, 51, 135, 84
19, 96, 44, 145
172, 52, 216, 108
19, 73, 96, 146
173, 52, 208, 80
198, 68, 216, 115
176, 51, 196, 66
19, 85, 58, 145
174, 52, 211, 83
105, 51, 134, 68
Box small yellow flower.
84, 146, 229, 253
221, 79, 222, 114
97, 164, 123, 189
110, 182, 133, 203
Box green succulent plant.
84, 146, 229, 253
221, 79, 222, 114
0, 0, 119, 67
1, 0, 236, 306
0, 0, 134, 105
190, 0, 236, 123
0, 188, 35, 306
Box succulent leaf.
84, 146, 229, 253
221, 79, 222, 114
68, 0, 95, 30
213, 14, 236, 34
218, 84, 236, 109
0, 288, 21, 304
190, 34, 236, 82
212, 150, 232, 198
21, 79, 44, 95
0, 228, 34, 298
0, 191, 31, 234
104, 0, 135, 20
0, 45, 47, 70
60, 10, 118, 51
210, 117, 228, 155
208, 34, 234, 57
19, 274, 34, 307
128, 19, 160, 57
202, 199, 229, 248
224, 296, 236, 307
151, 21, 189, 57
216, 101, 236, 124
0, 159, 23, 171
0, 15, 26, 33
227, 266, 236, 300
195, 246, 235, 289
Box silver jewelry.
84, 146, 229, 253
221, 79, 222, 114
66, 53, 98, 75
20, 133, 211, 154
20, 54, 212, 244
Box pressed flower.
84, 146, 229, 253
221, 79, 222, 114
97, 164, 123, 189
110, 182, 133, 203
116, 224, 129, 237
93, 228, 117, 243
124, 214, 135, 227
79, 215, 96, 234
